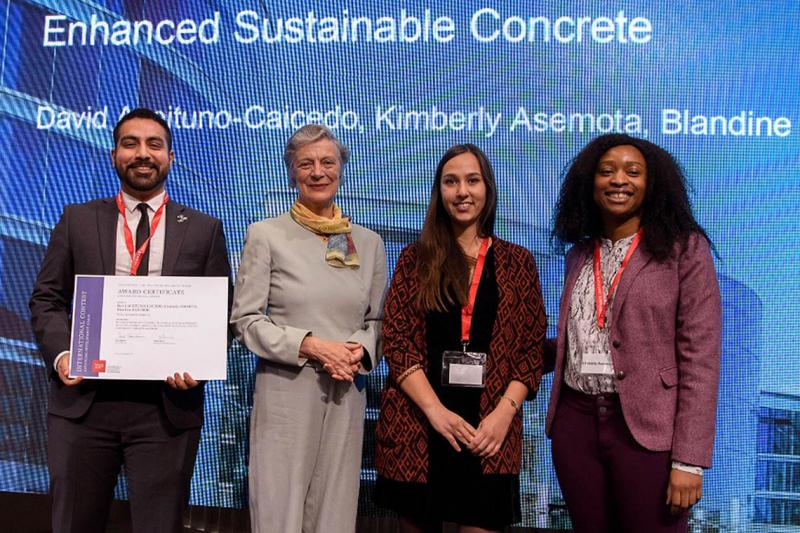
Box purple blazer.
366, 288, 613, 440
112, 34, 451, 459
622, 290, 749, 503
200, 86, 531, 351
545, 232, 721, 468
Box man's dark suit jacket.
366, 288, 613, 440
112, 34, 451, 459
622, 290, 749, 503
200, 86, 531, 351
29, 196, 231, 429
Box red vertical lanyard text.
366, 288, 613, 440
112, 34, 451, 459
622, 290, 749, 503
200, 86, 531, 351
116, 191, 169, 276
461, 237, 491, 349
593, 229, 642, 329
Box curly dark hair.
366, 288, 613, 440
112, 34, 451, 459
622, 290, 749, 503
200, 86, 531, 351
551, 133, 712, 261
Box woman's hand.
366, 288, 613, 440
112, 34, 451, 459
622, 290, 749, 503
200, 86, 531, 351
666, 469, 702, 514
325, 342, 363, 380
425, 404, 477, 452
300, 337, 362, 381
467, 401, 516, 457
344, 342, 364, 367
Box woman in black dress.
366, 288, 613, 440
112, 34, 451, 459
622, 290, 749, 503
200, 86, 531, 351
374, 145, 546, 532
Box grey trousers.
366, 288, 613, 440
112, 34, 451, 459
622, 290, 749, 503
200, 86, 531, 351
249, 362, 367, 533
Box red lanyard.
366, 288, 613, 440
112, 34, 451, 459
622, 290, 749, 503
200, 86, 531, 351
593, 229, 642, 329
116, 191, 169, 276
461, 237, 491, 349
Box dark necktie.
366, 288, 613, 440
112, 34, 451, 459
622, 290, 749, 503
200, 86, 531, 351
135, 203, 150, 276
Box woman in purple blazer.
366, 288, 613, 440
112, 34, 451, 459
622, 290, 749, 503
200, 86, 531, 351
546, 134, 721, 533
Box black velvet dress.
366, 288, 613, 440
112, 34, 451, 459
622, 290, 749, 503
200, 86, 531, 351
375, 249, 521, 529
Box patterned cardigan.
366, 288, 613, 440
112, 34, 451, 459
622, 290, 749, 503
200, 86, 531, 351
375, 239, 547, 482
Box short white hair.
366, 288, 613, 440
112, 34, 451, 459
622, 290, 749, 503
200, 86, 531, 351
283, 124, 349, 169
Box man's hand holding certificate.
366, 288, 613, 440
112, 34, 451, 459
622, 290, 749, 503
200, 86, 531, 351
69, 275, 228, 380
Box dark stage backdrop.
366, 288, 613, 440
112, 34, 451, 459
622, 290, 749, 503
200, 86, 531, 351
1, 1, 798, 530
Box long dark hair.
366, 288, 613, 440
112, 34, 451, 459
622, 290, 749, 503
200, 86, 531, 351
417, 144, 498, 312
552, 134, 711, 260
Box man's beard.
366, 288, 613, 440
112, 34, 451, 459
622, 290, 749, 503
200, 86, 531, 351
116, 161, 168, 193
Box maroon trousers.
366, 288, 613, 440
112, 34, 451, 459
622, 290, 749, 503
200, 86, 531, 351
551, 386, 689, 533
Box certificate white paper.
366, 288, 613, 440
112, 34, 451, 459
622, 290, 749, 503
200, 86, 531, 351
69, 275, 228, 380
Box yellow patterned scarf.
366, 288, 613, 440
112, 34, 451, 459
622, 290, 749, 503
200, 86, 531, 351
290, 201, 359, 268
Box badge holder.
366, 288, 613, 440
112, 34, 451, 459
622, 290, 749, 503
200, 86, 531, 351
441, 345, 487, 388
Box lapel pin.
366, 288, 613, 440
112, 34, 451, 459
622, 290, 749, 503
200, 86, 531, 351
177, 214, 188, 223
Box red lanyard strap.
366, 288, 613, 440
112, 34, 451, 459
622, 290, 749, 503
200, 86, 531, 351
593, 229, 642, 329
116, 191, 169, 276
461, 237, 491, 348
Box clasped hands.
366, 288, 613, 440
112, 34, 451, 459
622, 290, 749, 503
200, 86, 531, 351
425, 401, 516, 458
301, 336, 363, 382
55, 352, 198, 390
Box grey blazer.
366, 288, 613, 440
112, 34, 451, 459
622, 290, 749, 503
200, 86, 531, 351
230, 212, 387, 372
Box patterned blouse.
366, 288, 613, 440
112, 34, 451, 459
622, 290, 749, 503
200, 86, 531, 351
564, 233, 637, 395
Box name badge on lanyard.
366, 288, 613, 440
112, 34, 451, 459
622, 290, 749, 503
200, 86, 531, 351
580, 351, 615, 375
442, 351, 487, 387
441, 237, 490, 388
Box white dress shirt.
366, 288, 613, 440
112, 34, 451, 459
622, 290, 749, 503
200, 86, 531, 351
115, 189, 167, 276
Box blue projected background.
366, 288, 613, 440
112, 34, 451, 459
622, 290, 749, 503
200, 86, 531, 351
1, 1, 799, 530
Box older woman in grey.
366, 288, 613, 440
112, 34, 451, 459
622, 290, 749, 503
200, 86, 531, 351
231, 124, 387, 532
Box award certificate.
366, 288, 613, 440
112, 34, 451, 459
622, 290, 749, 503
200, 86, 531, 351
69, 275, 228, 380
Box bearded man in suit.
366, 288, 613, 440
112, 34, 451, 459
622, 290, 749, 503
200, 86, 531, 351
29, 107, 231, 533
